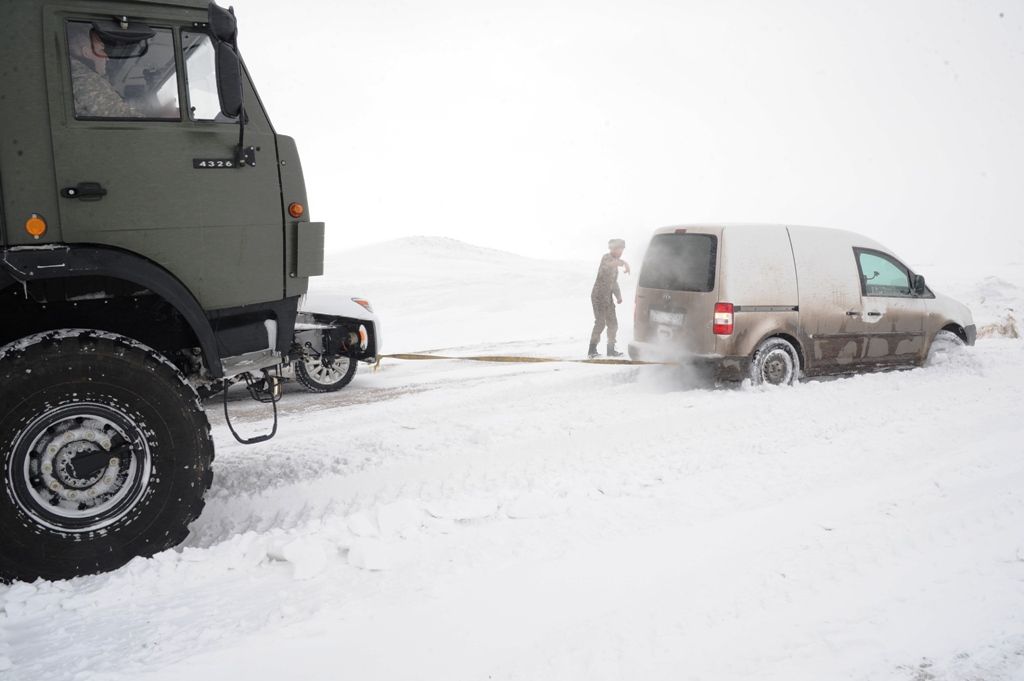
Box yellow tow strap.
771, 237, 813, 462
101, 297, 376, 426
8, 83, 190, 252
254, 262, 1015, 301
374, 353, 677, 371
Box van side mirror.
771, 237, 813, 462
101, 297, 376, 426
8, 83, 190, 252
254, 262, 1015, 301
912, 274, 926, 295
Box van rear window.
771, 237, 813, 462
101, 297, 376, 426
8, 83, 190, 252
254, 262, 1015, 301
639, 233, 717, 292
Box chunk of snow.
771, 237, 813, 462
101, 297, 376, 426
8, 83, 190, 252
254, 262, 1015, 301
347, 539, 408, 571
375, 500, 424, 537
346, 510, 380, 538
504, 493, 569, 519
424, 498, 499, 521
267, 537, 333, 581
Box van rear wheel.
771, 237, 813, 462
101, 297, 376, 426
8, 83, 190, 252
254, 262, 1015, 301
749, 337, 800, 386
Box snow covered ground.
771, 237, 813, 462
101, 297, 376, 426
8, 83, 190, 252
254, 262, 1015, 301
2, 238, 1023, 681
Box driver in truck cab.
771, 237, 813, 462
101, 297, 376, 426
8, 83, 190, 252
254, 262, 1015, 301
67, 23, 138, 118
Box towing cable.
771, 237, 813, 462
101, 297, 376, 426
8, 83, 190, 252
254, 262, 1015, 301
375, 353, 679, 369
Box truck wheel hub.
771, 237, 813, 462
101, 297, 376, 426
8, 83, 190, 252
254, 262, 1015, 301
10, 406, 152, 532
54, 440, 107, 489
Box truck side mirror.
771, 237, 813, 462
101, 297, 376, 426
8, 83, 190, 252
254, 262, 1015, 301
912, 274, 926, 295
208, 3, 238, 45
208, 3, 243, 119
215, 42, 243, 118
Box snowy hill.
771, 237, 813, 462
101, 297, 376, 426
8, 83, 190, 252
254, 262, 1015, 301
304, 236, 632, 353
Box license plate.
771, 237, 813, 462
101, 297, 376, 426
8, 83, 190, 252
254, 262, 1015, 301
650, 310, 685, 326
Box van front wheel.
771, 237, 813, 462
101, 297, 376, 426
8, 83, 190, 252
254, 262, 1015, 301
749, 337, 801, 386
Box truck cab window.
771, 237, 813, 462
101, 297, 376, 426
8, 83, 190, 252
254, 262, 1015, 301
182, 31, 228, 122
856, 250, 912, 297
66, 21, 180, 120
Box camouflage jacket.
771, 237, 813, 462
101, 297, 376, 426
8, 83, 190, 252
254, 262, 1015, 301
71, 60, 135, 118
591, 253, 622, 301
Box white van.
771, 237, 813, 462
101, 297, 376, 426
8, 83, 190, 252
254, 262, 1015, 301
628, 224, 976, 385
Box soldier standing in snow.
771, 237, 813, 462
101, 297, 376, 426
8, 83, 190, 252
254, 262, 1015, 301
588, 238, 630, 358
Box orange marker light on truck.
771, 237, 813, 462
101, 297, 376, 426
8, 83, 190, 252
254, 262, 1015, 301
288, 202, 305, 219
25, 214, 47, 239
713, 302, 734, 335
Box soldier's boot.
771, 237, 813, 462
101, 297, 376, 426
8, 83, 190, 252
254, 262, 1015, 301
606, 344, 623, 358
587, 343, 600, 359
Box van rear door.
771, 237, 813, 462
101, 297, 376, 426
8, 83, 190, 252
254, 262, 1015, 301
634, 230, 720, 356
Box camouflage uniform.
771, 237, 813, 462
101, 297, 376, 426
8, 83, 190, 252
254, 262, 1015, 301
590, 253, 622, 348
71, 59, 135, 118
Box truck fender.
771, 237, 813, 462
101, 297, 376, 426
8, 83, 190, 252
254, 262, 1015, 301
0, 244, 223, 377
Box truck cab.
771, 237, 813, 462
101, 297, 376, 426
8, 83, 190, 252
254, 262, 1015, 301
0, 1, 373, 583
1, 0, 327, 378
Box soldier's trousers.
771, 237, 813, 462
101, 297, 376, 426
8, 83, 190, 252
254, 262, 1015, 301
590, 295, 617, 346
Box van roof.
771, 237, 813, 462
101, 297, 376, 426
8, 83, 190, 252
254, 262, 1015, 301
648, 223, 893, 255
650, 223, 813, 234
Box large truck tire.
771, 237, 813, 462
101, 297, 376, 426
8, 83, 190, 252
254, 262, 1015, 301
0, 330, 214, 583
294, 353, 358, 393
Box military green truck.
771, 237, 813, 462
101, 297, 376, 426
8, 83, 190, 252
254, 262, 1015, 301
0, 1, 378, 582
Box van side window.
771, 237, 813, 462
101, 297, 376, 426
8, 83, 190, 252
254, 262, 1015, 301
66, 21, 180, 121
182, 31, 228, 122
855, 249, 912, 297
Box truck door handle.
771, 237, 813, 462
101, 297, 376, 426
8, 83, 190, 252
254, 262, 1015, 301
62, 182, 107, 201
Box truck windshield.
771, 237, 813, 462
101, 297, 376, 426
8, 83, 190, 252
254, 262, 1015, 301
639, 233, 717, 292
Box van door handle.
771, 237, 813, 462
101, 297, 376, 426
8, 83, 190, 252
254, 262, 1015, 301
866, 311, 882, 317
846, 311, 859, 316
61, 182, 107, 201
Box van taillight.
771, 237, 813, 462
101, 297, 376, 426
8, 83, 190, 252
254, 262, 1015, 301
713, 303, 734, 335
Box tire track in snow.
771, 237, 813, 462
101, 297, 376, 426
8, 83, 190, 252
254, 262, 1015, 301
2, 341, 1022, 681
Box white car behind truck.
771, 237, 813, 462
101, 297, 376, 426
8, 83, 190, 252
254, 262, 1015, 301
289, 296, 383, 392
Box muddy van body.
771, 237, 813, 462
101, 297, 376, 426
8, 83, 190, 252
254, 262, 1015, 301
629, 224, 975, 384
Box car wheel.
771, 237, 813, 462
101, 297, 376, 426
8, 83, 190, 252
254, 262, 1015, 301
294, 352, 358, 393
926, 329, 966, 366
749, 337, 801, 386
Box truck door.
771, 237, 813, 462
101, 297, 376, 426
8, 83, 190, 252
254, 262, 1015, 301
44, 10, 283, 311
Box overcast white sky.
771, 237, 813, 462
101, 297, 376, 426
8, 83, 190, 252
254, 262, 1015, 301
234, 0, 1023, 266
